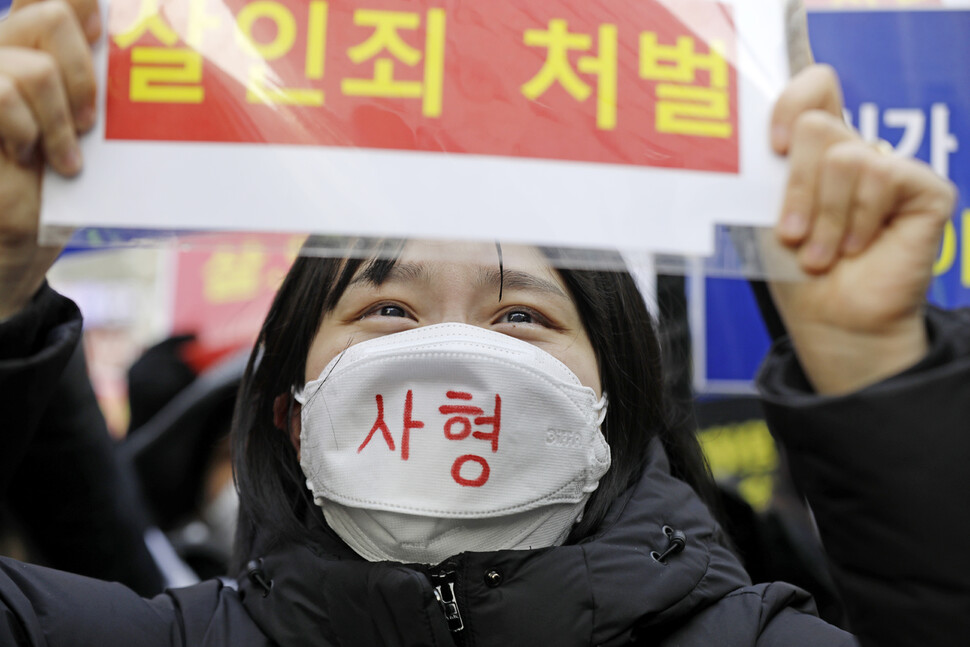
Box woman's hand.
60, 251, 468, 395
768, 64, 958, 395
0, 0, 100, 320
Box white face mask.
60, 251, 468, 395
295, 323, 610, 564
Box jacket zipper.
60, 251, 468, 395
429, 562, 466, 642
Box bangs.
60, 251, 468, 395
303, 237, 407, 317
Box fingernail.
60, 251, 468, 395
779, 212, 807, 238
76, 105, 97, 131
61, 145, 83, 175
771, 125, 789, 152
803, 242, 831, 267
85, 12, 103, 41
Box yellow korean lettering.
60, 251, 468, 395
342, 8, 446, 116
130, 47, 204, 103
305, 1, 329, 80
737, 475, 774, 512
237, 1, 297, 60
698, 420, 777, 511
576, 24, 617, 130
237, 1, 326, 106
641, 32, 731, 138
639, 33, 727, 88
521, 19, 592, 102
114, 0, 178, 49
656, 85, 732, 138
422, 9, 446, 118
348, 10, 421, 65
342, 10, 422, 99
203, 244, 267, 304
934, 218, 957, 276
522, 20, 617, 130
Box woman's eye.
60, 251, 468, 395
362, 303, 409, 319
377, 305, 407, 318
504, 310, 534, 324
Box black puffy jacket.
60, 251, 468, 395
0, 437, 850, 646
3, 287, 969, 646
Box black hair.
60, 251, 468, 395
230, 240, 717, 570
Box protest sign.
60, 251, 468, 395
39, 0, 793, 257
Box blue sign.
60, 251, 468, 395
702, 9, 970, 389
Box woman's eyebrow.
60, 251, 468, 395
350, 261, 429, 287
476, 267, 567, 299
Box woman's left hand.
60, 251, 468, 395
767, 64, 957, 395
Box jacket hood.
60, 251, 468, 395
238, 438, 751, 647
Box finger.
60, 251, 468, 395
771, 64, 845, 154
847, 157, 955, 270
865, 160, 957, 289
799, 140, 866, 272
0, 48, 81, 176
841, 151, 898, 256
776, 109, 853, 245
0, 1, 97, 131
12, 0, 101, 44
0, 74, 41, 164
895, 157, 958, 220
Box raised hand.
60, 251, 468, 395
0, 0, 100, 320
768, 65, 957, 394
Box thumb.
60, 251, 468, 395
771, 65, 846, 155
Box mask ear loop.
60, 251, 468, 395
298, 339, 354, 409
576, 393, 608, 527
594, 391, 609, 427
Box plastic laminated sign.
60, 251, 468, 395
38, 0, 802, 273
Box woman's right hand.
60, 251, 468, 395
766, 65, 956, 395
0, 0, 100, 320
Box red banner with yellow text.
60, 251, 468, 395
107, 0, 740, 173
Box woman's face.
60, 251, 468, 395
304, 240, 602, 397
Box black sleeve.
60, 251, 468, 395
0, 557, 178, 647
8, 342, 166, 596
0, 284, 165, 595
0, 284, 81, 498
757, 307, 970, 647
0, 556, 268, 647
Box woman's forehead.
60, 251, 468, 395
339, 240, 573, 305
395, 240, 557, 277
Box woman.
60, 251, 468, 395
0, 0, 965, 646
